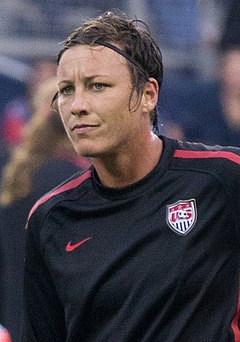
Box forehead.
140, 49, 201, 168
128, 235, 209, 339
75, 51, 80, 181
57, 44, 130, 78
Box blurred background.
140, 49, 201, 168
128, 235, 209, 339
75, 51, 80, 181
0, 1, 240, 341
0, 0, 227, 76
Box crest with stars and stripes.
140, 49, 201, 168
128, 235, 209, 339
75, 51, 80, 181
166, 199, 197, 236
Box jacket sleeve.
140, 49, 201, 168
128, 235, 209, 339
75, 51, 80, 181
21, 216, 67, 342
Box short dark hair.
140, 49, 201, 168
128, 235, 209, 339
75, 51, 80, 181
57, 10, 163, 131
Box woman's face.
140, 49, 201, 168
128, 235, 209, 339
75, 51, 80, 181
57, 44, 152, 159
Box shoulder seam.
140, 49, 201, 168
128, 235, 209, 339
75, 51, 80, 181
174, 150, 240, 164
25, 169, 92, 229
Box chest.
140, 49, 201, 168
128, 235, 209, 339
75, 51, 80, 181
41, 174, 235, 313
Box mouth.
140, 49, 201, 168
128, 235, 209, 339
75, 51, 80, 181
71, 124, 100, 133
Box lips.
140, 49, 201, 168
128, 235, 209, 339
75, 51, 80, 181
70, 123, 100, 134
71, 124, 99, 131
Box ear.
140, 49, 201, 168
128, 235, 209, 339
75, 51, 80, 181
142, 78, 159, 113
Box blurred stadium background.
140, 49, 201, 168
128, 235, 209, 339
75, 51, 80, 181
0, 0, 227, 79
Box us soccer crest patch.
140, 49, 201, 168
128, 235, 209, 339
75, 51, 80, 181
166, 199, 197, 236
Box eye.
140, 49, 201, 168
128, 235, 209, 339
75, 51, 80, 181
90, 83, 106, 91
59, 85, 74, 95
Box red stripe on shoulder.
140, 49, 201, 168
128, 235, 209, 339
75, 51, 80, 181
174, 150, 240, 164
25, 169, 92, 229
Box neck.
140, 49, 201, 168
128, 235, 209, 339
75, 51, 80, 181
91, 134, 163, 188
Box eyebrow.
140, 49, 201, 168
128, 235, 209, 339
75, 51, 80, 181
58, 74, 110, 86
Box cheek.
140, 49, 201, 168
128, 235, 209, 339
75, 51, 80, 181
59, 100, 70, 121
104, 94, 131, 123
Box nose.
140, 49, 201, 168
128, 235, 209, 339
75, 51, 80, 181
70, 89, 89, 116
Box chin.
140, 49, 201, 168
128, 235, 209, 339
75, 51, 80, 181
75, 146, 106, 158
73, 140, 116, 159
78, 148, 115, 159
